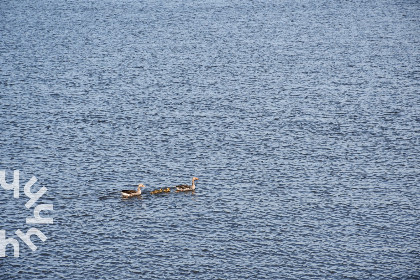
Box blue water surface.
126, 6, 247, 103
0, 0, 419, 279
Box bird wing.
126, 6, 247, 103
121, 190, 136, 194
176, 184, 190, 189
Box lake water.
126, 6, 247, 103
0, 0, 419, 279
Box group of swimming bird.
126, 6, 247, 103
121, 177, 199, 198
150, 187, 171, 195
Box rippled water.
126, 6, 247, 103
1, 0, 419, 279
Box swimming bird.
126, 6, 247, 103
121, 184, 145, 198
150, 188, 162, 195
176, 177, 199, 192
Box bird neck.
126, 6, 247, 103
191, 179, 196, 189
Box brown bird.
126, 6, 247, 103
121, 184, 145, 198
176, 177, 199, 192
